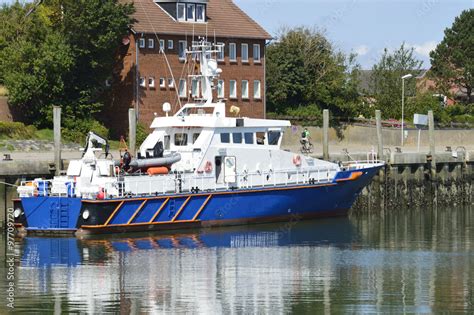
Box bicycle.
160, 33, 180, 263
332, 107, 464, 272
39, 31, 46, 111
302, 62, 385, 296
300, 140, 314, 154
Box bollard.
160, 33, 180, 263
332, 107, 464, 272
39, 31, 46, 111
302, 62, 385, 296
375, 110, 383, 160
323, 109, 329, 161
129, 108, 137, 157
53, 106, 62, 175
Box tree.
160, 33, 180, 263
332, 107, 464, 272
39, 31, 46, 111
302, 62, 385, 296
0, 0, 134, 128
430, 9, 474, 104
369, 43, 423, 119
266, 27, 362, 121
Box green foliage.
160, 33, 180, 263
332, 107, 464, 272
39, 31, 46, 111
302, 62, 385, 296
62, 118, 109, 144
0, 121, 37, 139
266, 27, 362, 121
0, 0, 134, 128
369, 43, 423, 119
430, 9, 474, 104
405, 93, 449, 123
135, 123, 149, 148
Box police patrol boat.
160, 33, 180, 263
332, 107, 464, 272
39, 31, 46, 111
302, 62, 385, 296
13, 39, 383, 236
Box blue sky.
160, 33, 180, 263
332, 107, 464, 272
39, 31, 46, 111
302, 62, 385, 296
234, 0, 473, 69
2, 0, 472, 69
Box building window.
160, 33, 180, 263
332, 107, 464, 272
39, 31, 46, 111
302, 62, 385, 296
229, 43, 236, 62
268, 131, 281, 146
217, 80, 224, 98
242, 80, 249, 99
159, 39, 165, 52
175, 133, 188, 146
253, 44, 261, 63
139, 77, 146, 88
168, 78, 175, 89
139, 38, 145, 49
241, 43, 248, 62
179, 40, 187, 60
196, 4, 205, 22
232, 133, 242, 144
229, 80, 237, 99
191, 78, 199, 97
148, 38, 154, 49
244, 132, 254, 144
254, 80, 261, 99
220, 133, 230, 144
187, 4, 195, 21
160, 78, 165, 88
168, 40, 174, 50
217, 43, 224, 61
179, 79, 187, 97
148, 77, 155, 88
177, 3, 186, 21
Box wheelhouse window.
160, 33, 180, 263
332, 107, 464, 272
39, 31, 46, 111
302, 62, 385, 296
187, 4, 195, 21
179, 40, 187, 60
177, 3, 186, 21
256, 132, 265, 145
220, 133, 230, 144
196, 4, 205, 22
175, 133, 188, 146
192, 133, 200, 144
217, 80, 224, 98
254, 80, 261, 99
229, 80, 237, 99
268, 131, 281, 145
232, 133, 242, 144
241, 43, 249, 62
229, 43, 237, 61
178, 79, 187, 97
253, 44, 261, 62
164, 135, 170, 150
242, 80, 249, 99
244, 132, 254, 144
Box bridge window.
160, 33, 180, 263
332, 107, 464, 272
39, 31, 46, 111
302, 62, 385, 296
256, 132, 265, 145
220, 133, 230, 144
164, 135, 170, 150
232, 133, 242, 144
192, 133, 200, 144
268, 131, 281, 145
244, 132, 254, 144
175, 133, 188, 146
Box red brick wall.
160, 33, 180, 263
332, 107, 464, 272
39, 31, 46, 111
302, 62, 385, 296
108, 33, 266, 136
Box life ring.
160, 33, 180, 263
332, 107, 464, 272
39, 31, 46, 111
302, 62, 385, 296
293, 154, 302, 166
204, 161, 213, 173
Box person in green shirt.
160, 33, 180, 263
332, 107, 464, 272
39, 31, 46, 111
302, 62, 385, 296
300, 128, 311, 149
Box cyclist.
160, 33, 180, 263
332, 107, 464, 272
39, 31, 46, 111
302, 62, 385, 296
300, 128, 312, 151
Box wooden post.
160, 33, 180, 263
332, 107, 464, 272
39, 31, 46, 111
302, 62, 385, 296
323, 109, 329, 160
53, 106, 61, 175
428, 110, 435, 157
129, 108, 137, 156
375, 110, 383, 160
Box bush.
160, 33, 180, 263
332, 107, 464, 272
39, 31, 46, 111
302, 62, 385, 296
0, 121, 36, 139
62, 118, 109, 144
135, 123, 149, 148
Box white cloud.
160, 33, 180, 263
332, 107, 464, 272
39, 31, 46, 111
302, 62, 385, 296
410, 41, 438, 57
354, 45, 370, 56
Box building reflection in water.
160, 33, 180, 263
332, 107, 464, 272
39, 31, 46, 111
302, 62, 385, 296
11, 206, 474, 314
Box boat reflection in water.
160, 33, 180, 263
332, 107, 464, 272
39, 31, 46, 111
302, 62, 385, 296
13, 208, 474, 314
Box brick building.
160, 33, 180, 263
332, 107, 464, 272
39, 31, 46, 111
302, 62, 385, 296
109, 0, 271, 136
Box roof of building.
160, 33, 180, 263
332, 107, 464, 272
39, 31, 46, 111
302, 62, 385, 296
123, 0, 272, 40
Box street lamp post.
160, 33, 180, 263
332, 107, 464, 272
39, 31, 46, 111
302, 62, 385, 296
401, 73, 413, 146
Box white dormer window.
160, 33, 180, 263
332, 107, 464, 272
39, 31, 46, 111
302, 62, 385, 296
229, 43, 237, 62
187, 4, 195, 21
168, 40, 174, 50
139, 77, 146, 88
253, 44, 261, 63
148, 77, 155, 88
148, 38, 154, 49
168, 78, 175, 88
196, 4, 205, 22
159, 39, 165, 52
241, 43, 249, 63
160, 78, 165, 88
177, 3, 186, 21
139, 38, 145, 49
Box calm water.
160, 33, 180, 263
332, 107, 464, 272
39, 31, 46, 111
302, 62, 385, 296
1, 206, 473, 314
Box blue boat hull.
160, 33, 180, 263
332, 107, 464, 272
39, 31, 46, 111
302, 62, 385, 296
14, 166, 381, 236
